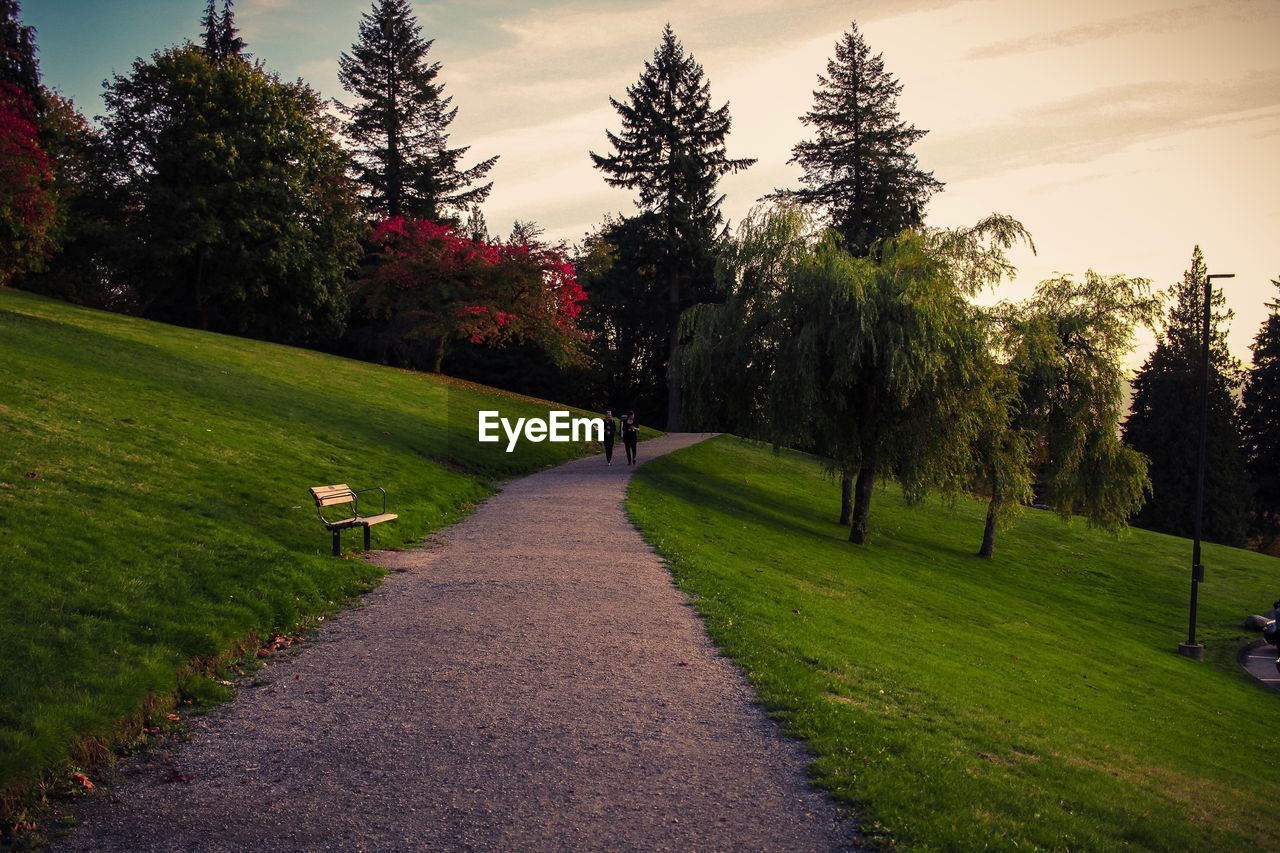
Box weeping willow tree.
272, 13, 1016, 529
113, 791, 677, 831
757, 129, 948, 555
975, 273, 1159, 557
681, 204, 1031, 544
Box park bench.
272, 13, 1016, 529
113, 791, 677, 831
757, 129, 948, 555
309, 484, 397, 556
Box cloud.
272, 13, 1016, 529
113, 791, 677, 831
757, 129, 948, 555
964, 0, 1272, 61
921, 68, 1280, 182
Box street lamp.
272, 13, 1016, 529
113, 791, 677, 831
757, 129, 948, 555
1178, 271, 1234, 661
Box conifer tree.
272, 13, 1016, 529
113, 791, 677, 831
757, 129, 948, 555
787, 22, 942, 258
338, 0, 496, 220
201, 0, 244, 61
591, 25, 754, 429
1123, 247, 1252, 546
201, 0, 219, 56
219, 0, 245, 59
0, 0, 41, 109
1241, 278, 1280, 540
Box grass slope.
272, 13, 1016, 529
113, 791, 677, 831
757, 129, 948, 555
0, 289, 637, 806
629, 436, 1280, 851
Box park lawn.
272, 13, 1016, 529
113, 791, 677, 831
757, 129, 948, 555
628, 435, 1280, 851
0, 289, 651, 811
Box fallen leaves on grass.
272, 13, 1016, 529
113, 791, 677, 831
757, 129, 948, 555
70, 772, 93, 791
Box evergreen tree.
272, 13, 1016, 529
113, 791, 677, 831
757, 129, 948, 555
201, 0, 219, 56
786, 22, 942, 258
461, 204, 489, 243
1241, 278, 1280, 540
219, 0, 245, 59
338, 0, 496, 220
575, 213, 671, 423
591, 25, 754, 429
1123, 247, 1252, 546
0, 0, 40, 109
201, 0, 245, 61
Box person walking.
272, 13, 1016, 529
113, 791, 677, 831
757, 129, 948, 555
622, 410, 639, 465
602, 409, 617, 464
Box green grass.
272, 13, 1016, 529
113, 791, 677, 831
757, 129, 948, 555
0, 289, 650, 807
628, 436, 1280, 851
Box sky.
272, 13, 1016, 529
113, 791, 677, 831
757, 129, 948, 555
24, 0, 1280, 364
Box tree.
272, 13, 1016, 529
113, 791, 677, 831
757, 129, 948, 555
16, 90, 122, 307
0, 0, 40, 111
781, 21, 942, 517
358, 217, 587, 373
786, 22, 942, 259
102, 45, 364, 343
202, 0, 245, 62
974, 273, 1159, 558
338, 0, 496, 220
461, 204, 489, 243
681, 206, 1029, 544
1241, 278, 1280, 542
1123, 247, 1252, 546
574, 213, 670, 421
0, 82, 54, 286
591, 25, 755, 430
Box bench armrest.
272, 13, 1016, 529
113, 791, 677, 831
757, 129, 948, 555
352, 487, 387, 518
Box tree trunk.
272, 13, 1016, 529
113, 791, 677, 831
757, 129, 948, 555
431, 337, 446, 374
848, 465, 875, 544
839, 472, 853, 526
979, 496, 1000, 559
979, 466, 1001, 558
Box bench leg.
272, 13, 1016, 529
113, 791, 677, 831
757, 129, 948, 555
332, 530, 341, 557
363, 524, 371, 550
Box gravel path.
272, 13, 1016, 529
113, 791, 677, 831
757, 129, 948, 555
57, 433, 854, 851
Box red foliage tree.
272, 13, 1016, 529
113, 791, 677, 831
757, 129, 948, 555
360, 217, 587, 372
0, 83, 55, 286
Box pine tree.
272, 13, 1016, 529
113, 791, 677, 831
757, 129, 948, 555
201, 0, 244, 61
591, 24, 755, 429
787, 22, 941, 258
218, 0, 245, 60
1123, 247, 1252, 546
338, 0, 496, 220
0, 0, 41, 109
1241, 278, 1280, 540
201, 0, 219, 56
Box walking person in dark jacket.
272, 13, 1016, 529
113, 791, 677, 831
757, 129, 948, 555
602, 410, 617, 464
622, 410, 639, 465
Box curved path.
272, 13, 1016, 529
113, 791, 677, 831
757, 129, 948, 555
59, 434, 853, 851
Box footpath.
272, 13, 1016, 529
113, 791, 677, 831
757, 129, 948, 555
58, 434, 852, 851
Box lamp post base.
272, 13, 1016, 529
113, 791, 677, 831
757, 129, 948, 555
1177, 642, 1205, 660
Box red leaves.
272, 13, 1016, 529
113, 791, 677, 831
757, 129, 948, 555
361, 218, 589, 366
71, 772, 94, 791
0, 82, 56, 286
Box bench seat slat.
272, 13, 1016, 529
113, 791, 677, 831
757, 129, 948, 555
325, 512, 398, 530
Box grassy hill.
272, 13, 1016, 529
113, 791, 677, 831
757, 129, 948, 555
0, 289, 634, 815
629, 436, 1280, 850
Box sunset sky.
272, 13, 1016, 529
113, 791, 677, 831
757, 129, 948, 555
25, 0, 1280, 363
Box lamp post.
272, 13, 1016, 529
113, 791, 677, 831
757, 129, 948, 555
1178, 271, 1233, 661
